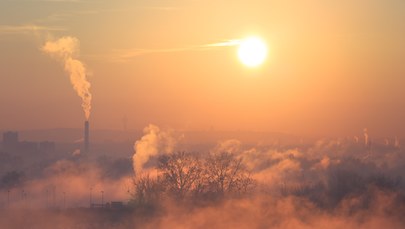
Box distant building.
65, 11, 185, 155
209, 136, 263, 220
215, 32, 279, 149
19, 141, 38, 153
2, 131, 55, 154
39, 141, 56, 153
3, 131, 19, 151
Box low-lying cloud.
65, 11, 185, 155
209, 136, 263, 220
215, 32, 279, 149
0, 125, 404, 228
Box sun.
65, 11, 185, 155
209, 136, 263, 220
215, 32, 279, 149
237, 37, 268, 67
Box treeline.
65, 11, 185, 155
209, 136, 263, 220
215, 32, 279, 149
130, 152, 254, 210
130, 151, 405, 214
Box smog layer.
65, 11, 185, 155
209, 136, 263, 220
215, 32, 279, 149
0, 125, 404, 229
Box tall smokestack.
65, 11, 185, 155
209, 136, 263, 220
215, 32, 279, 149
84, 121, 89, 153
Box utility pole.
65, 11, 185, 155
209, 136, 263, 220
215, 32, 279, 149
90, 187, 93, 208
63, 192, 66, 209
7, 190, 10, 208
46, 189, 49, 208
101, 190, 104, 208
21, 189, 24, 208
53, 187, 56, 208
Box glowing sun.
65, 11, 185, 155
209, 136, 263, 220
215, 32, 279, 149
237, 37, 268, 67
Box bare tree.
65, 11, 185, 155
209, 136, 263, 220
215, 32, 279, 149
204, 152, 253, 197
131, 151, 254, 206
131, 174, 164, 208
158, 152, 203, 199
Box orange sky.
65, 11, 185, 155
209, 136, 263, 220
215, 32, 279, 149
0, 0, 404, 137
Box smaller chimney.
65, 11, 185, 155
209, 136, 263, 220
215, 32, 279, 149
84, 121, 89, 153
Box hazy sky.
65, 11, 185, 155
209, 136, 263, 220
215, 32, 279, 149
0, 0, 404, 137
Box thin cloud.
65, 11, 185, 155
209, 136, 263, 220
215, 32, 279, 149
36, 6, 178, 24
138, 6, 180, 11
104, 39, 243, 62
0, 24, 66, 35
35, 10, 101, 23
202, 39, 241, 47
21, 0, 84, 2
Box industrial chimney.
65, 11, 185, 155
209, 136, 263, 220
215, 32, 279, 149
84, 121, 89, 153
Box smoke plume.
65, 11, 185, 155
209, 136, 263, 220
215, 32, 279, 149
364, 128, 369, 146
132, 124, 179, 176
42, 36, 92, 120
395, 136, 400, 148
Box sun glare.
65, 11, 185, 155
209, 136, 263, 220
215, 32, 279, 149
237, 37, 268, 67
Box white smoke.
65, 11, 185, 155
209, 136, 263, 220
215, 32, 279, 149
42, 36, 92, 120
211, 139, 242, 155
394, 136, 400, 148
363, 128, 369, 147
132, 124, 179, 176
72, 149, 81, 156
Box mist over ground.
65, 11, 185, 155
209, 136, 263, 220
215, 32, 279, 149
1, 126, 404, 229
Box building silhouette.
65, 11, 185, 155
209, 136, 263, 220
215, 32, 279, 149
3, 131, 19, 151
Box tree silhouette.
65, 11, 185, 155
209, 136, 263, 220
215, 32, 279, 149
205, 152, 253, 198
158, 152, 203, 199
131, 151, 254, 206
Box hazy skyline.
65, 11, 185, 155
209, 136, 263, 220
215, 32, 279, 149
1, 0, 405, 138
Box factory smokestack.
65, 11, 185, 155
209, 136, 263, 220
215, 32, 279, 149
84, 121, 89, 153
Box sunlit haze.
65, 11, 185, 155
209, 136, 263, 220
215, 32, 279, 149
0, 0, 404, 138
1, 1, 405, 228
